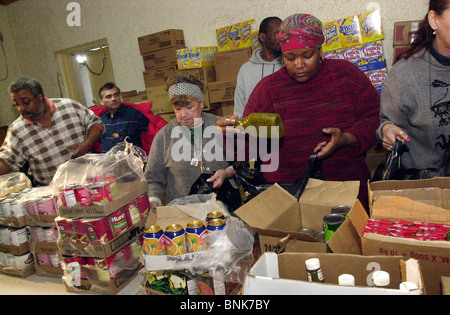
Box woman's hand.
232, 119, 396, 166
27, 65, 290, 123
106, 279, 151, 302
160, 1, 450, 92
216, 114, 242, 136
207, 167, 236, 189
381, 123, 411, 150
314, 128, 357, 158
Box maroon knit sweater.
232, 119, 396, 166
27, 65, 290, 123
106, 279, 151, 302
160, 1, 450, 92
243, 59, 380, 206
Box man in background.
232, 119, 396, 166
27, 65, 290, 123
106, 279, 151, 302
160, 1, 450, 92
98, 82, 149, 152
0, 76, 104, 185
234, 16, 284, 118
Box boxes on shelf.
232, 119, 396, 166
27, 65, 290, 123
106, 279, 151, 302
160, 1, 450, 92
177, 47, 217, 69
143, 66, 178, 88
243, 252, 424, 295
208, 80, 236, 103
138, 29, 185, 55
234, 179, 360, 255
121, 90, 149, 104
142, 47, 183, 71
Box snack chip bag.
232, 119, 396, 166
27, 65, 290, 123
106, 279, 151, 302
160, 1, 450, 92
359, 10, 384, 43
322, 20, 342, 53
338, 15, 363, 48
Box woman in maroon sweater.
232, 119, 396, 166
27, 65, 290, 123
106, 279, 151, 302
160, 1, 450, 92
222, 14, 380, 209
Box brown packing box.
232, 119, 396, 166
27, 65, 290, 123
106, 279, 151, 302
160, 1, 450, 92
443, 277, 450, 295
122, 91, 149, 104
208, 80, 236, 103
329, 177, 450, 294
214, 47, 252, 81
393, 21, 421, 46
57, 219, 145, 258
143, 66, 178, 88
234, 179, 360, 254
142, 48, 184, 71
0, 215, 27, 228
243, 252, 424, 295
0, 241, 30, 256
138, 29, 185, 55
0, 262, 36, 278
58, 181, 148, 218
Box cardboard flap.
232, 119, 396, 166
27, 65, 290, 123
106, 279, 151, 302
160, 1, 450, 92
372, 196, 450, 225
300, 178, 360, 205
235, 184, 300, 231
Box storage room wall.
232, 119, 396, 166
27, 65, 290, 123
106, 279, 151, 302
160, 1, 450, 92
0, 0, 429, 126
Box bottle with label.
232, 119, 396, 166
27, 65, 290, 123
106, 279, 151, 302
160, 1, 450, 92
305, 258, 325, 283
234, 113, 284, 138
372, 270, 390, 288
338, 274, 355, 286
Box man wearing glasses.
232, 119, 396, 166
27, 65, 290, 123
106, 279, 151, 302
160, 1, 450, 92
0, 76, 104, 185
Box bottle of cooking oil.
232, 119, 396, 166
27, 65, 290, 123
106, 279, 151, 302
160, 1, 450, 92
234, 113, 284, 138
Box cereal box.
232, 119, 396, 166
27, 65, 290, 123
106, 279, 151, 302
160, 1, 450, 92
216, 26, 230, 52
322, 20, 342, 53
338, 15, 363, 48
228, 23, 242, 50
322, 48, 344, 60
240, 19, 258, 49
188, 47, 217, 69
365, 68, 387, 95
359, 10, 384, 43
341, 41, 386, 73
176, 48, 190, 69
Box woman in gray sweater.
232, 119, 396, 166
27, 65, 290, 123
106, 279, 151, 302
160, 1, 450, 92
145, 73, 235, 208
377, 0, 450, 177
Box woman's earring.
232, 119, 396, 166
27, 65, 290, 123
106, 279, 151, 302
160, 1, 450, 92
432, 28, 436, 36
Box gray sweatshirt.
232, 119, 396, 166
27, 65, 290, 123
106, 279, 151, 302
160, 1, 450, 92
377, 47, 450, 170
234, 47, 284, 118
145, 113, 230, 204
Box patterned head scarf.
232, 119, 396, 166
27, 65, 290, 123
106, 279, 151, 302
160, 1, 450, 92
278, 13, 324, 51
168, 82, 204, 102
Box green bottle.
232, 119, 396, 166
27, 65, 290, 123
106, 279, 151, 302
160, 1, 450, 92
234, 113, 284, 138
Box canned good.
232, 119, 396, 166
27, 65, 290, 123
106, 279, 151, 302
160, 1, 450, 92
29, 226, 44, 243
0, 198, 13, 217
74, 184, 93, 207
55, 217, 76, 243
10, 199, 27, 218
206, 211, 225, 222
109, 209, 129, 237
298, 228, 316, 237
136, 193, 150, 219
206, 219, 226, 233
90, 182, 113, 205
72, 218, 90, 245
124, 201, 141, 226
36, 197, 58, 216
9, 227, 28, 246
36, 253, 52, 266
143, 225, 166, 255
186, 221, 207, 252
331, 205, 351, 218
164, 224, 186, 255
85, 216, 114, 244
24, 199, 38, 215
62, 184, 77, 207
323, 213, 345, 242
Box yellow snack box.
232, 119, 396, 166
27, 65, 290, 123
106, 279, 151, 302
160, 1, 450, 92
216, 26, 230, 51
338, 15, 363, 48
176, 48, 189, 69
322, 20, 342, 53
188, 46, 217, 69
239, 19, 258, 49
228, 23, 242, 50
359, 10, 384, 43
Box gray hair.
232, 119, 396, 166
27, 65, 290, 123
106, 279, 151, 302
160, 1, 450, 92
9, 76, 44, 97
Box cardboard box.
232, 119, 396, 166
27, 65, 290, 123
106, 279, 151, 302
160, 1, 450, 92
138, 29, 185, 55
0, 215, 27, 228
122, 90, 149, 104
214, 47, 252, 81
393, 45, 410, 63
58, 181, 148, 218
142, 48, 183, 71
393, 21, 420, 46
443, 277, 450, 295
179, 66, 216, 83
143, 66, 178, 88
0, 241, 30, 256
329, 178, 450, 295
243, 252, 423, 295
208, 80, 236, 103
0, 262, 36, 278
234, 179, 360, 255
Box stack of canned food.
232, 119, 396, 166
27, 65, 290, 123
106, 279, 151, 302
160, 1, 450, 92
143, 211, 227, 256
0, 187, 33, 219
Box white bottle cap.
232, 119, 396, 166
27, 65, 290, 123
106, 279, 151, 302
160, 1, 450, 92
338, 274, 355, 286
399, 282, 419, 292
372, 271, 390, 287
305, 258, 321, 271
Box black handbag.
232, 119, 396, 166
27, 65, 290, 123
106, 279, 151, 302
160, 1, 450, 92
372, 140, 403, 181
189, 172, 242, 211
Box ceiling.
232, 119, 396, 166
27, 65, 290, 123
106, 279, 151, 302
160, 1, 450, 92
0, 0, 19, 5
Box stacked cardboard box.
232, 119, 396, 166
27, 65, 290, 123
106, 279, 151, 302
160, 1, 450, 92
392, 20, 421, 61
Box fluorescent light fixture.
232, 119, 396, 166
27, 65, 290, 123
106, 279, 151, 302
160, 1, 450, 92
76, 54, 86, 64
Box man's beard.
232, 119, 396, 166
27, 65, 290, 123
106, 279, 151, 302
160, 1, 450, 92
22, 102, 45, 121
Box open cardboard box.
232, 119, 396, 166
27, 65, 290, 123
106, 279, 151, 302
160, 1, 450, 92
328, 178, 450, 295
58, 181, 148, 218
234, 179, 360, 254
243, 252, 424, 295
